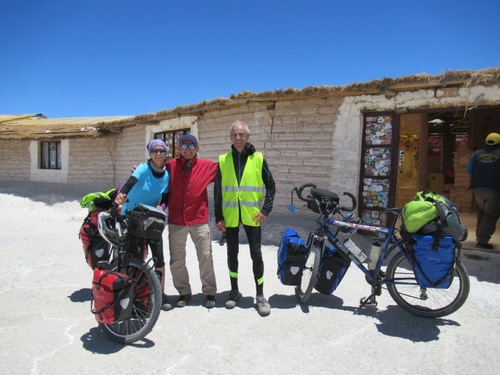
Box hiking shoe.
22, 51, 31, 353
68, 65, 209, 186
225, 290, 241, 309
205, 295, 216, 309
477, 242, 494, 250
176, 293, 192, 308
256, 295, 271, 316
162, 294, 173, 311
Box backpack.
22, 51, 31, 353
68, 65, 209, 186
277, 228, 309, 286
91, 268, 134, 324
402, 190, 467, 250
314, 247, 351, 295
409, 234, 457, 289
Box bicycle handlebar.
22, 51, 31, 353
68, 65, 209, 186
292, 183, 357, 215
341, 192, 357, 212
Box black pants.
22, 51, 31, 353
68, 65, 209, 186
225, 224, 264, 295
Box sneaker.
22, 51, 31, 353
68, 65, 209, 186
162, 294, 173, 311
205, 295, 216, 309
225, 290, 241, 309
477, 242, 494, 250
256, 295, 271, 316
176, 293, 192, 308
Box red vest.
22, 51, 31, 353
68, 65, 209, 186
166, 157, 217, 225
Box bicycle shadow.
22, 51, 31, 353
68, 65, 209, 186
368, 305, 460, 342
80, 327, 155, 353
269, 292, 357, 314
68, 288, 92, 303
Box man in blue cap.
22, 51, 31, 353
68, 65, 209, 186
166, 134, 218, 308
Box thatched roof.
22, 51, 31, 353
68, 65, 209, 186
125, 67, 500, 124
1, 67, 499, 140
0, 115, 133, 140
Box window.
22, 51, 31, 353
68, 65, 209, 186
40, 141, 62, 169
154, 128, 190, 160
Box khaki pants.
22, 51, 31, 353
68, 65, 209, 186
168, 223, 217, 296
474, 188, 500, 244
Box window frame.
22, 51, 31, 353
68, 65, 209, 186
40, 140, 62, 170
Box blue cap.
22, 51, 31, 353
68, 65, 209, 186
179, 134, 198, 147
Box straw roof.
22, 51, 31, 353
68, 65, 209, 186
1, 67, 499, 140
125, 67, 500, 124
0, 115, 133, 140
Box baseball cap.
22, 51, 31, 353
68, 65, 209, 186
485, 132, 500, 146
179, 134, 198, 146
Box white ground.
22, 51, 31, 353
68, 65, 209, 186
1, 181, 499, 375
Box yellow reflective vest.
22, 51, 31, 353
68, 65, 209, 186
219, 151, 265, 227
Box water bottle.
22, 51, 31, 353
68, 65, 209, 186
367, 241, 381, 270
344, 239, 367, 263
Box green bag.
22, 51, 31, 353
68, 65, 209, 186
402, 191, 446, 233
80, 188, 117, 212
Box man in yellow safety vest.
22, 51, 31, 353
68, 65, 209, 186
214, 120, 276, 316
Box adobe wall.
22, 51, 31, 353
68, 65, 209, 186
0, 139, 31, 181
67, 137, 118, 190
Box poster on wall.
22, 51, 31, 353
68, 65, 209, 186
360, 114, 395, 229
365, 115, 393, 145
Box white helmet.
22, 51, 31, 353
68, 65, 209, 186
97, 211, 125, 247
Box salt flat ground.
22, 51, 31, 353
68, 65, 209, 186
0, 181, 499, 375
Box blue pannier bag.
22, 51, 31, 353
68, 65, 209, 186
314, 246, 351, 295
411, 234, 456, 289
277, 228, 308, 286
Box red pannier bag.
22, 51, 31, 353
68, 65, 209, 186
79, 210, 111, 269
91, 268, 134, 324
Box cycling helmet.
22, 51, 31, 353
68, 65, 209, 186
97, 211, 124, 247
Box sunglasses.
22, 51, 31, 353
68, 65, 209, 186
150, 149, 167, 154
180, 143, 196, 150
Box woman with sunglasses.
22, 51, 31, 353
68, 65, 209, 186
165, 134, 218, 309
115, 139, 171, 310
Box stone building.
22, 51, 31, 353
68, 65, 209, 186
1, 68, 500, 225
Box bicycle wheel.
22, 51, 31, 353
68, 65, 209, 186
101, 258, 162, 344
386, 251, 470, 318
296, 246, 321, 303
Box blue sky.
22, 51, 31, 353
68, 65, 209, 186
1, 0, 499, 118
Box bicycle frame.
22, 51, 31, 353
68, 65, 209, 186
313, 212, 406, 284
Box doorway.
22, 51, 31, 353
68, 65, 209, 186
395, 106, 500, 212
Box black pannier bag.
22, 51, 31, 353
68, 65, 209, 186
314, 247, 351, 295
128, 204, 166, 240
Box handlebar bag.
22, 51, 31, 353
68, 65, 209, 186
128, 204, 167, 240
314, 247, 351, 295
277, 228, 308, 286
91, 268, 134, 324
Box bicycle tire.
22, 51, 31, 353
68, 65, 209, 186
386, 251, 470, 318
101, 258, 162, 344
296, 246, 321, 303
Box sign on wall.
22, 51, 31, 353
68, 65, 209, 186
359, 113, 397, 229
